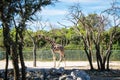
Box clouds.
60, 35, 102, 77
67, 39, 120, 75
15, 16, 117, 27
59, 0, 79, 3
59, 0, 103, 3
30, 0, 119, 31
40, 9, 67, 16
40, 0, 111, 16
58, 0, 112, 15
59, 0, 111, 10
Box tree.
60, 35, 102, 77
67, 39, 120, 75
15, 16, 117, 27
0, 0, 57, 80
66, 4, 94, 69
27, 18, 49, 67
66, 2, 120, 70
101, 1, 120, 70
0, 1, 20, 80
26, 30, 37, 67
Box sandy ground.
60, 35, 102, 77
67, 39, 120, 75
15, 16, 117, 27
0, 60, 120, 70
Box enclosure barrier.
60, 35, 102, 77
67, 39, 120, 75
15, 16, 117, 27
0, 50, 120, 61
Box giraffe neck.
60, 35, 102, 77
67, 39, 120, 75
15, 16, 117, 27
43, 36, 62, 51
38, 35, 62, 51
43, 36, 56, 46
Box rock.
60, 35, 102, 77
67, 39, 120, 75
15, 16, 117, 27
59, 75, 73, 80
0, 70, 5, 78
46, 75, 51, 79
55, 67, 65, 76
0, 68, 91, 80
71, 70, 90, 80
39, 74, 45, 80
48, 68, 57, 75
53, 78, 59, 80
0, 78, 4, 80
47, 68, 64, 76
34, 77, 41, 80
26, 71, 31, 77
77, 77, 82, 80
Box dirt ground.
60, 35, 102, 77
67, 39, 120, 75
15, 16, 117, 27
0, 60, 120, 80
0, 60, 120, 70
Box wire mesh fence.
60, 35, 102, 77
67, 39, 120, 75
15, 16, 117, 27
0, 50, 120, 61
16, 50, 88, 61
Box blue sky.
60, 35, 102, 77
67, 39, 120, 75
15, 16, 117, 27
28, 0, 120, 30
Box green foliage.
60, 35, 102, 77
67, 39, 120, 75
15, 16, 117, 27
1, 27, 120, 51
110, 50, 120, 61
0, 29, 4, 47
65, 44, 82, 50
70, 35, 81, 44
110, 27, 120, 44
38, 39, 47, 48
1, 26, 120, 50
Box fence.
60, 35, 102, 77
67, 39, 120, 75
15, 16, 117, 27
21, 50, 88, 61
0, 50, 120, 61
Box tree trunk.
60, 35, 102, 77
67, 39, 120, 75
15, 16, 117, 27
84, 48, 94, 70
18, 27, 26, 80
2, 22, 10, 80
88, 53, 94, 70
82, 36, 94, 70
11, 43, 20, 80
88, 56, 94, 70
5, 47, 10, 80
27, 31, 37, 67
3, 31, 10, 80
106, 39, 113, 70
106, 51, 112, 70
95, 44, 106, 70
18, 43, 26, 80
33, 41, 37, 67
96, 53, 100, 69
2, 22, 20, 80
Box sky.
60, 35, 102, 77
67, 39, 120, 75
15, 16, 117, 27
28, 0, 120, 31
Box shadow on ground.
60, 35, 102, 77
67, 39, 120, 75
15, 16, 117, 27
0, 67, 120, 80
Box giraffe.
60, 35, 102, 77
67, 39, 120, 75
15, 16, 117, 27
38, 35, 66, 67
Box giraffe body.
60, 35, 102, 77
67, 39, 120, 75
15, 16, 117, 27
38, 35, 66, 67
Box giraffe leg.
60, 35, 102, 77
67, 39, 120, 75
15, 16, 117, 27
57, 55, 62, 67
63, 55, 66, 67
52, 53, 57, 68
51, 50, 56, 68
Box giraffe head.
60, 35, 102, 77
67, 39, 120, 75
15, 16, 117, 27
38, 35, 56, 45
